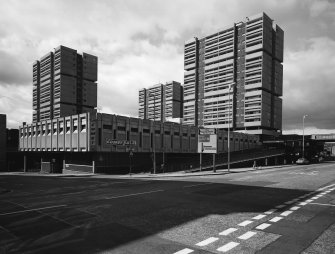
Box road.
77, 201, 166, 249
0, 162, 335, 253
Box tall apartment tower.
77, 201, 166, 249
139, 81, 183, 122
32, 45, 98, 122
183, 12, 283, 135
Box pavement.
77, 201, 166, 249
0, 162, 335, 253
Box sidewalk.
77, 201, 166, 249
0, 164, 296, 179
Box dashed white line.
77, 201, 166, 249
265, 209, 277, 214
299, 202, 307, 206
290, 206, 300, 211
275, 205, 285, 209
253, 214, 267, 220
256, 223, 271, 230
104, 189, 164, 200
281, 210, 293, 216
183, 183, 214, 188
219, 228, 238, 236
310, 203, 335, 207
269, 216, 283, 222
238, 220, 253, 226
285, 200, 295, 205
217, 242, 240, 252
173, 248, 194, 254
306, 199, 314, 203
238, 231, 257, 240
0, 205, 67, 216
196, 237, 219, 247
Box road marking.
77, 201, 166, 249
306, 199, 314, 203
285, 200, 295, 205
196, 237, 219, 246
269, 216, 283, 222
281, 210, 293, 216
217, 242, 240, 252
219, 228, 238, 236
256, 223, 271, 230
0, 204, 67, 216
265, 209, 277, 214
298, 202, 307, 206
310, 203, 335, 207
310, 197, 319, 200
173, 248, 194, 254
238, 231, 257, 240
238, 220, 253, 226
105, 189, 164, 199
275, 205, 285, 209
253, 214, 266, 220
290, 206, 300, 211
183, 183, 213, 188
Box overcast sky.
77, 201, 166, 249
0, 0, 334, 134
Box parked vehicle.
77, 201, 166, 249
296, 158, 310, 165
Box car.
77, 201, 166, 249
296, 158, 310, 165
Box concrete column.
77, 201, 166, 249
265, 158, 268, 166
274, 157, 278, 165
284, 158, 287, 165
23, 155, 27, 173
92, 160, 96, 174
63, 159, 65, 173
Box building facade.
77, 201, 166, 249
33, 45, 98, 122
19, 112, 260, 154
139, 81, 183, 122
183, 12, 283, 135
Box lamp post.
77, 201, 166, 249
302, 114, 308, 158
227, 83, 234, 172
149, 91, 157, 174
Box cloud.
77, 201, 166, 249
283, 37, 335, 130
0, 0, 334, 135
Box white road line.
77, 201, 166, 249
265, 209, 277, 214
253, 214, 267, 220
173, 248, 194, 254
299, 202, 307, 206
0, 205, 67, 216
290, 206, 300, 211
196, 237, 219, 247
269, 216, 283, 222
310, 197, 319, 200
217, 242, 240, 252
238, 220, 253, 226
310, 203, 335, 207
275, 205, 285, 209
183, 183, 214, 188
104, 189, 164, 199
306, 199, 314, 203
285, 201, 295, 205
238, 231, 257, 240
219, 228, 238, 236
281, 210, 293, 216
256, 223, 271, 230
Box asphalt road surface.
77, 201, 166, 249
1, 162, 335, 254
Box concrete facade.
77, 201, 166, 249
139, 81, 183, 122
19, 112, 260, 154
33, 45, 98, 122
183, 12, 283, 136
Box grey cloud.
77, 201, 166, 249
0, 50, 31, 85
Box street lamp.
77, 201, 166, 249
227, 82, 235, 172
302, 114, 308, 158
149, 91, 157, 174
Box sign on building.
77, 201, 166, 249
198, 128, 217, 153
105, 138, 136, 146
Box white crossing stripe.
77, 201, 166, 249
290, 206, 300, 211
238, 231, 257, 240
217, 242, 240, 252
256, 223, 271, 230
253, 214, 267, 220
265, 209, 277, 214
281, 210, 293, 216
196, 237, 219, 247
285, 200, 295, 204
269, 216, 283, 222
311, 197, 319, 200
219, 228, 238, 236
276, 205, 285, 209
238, 220, 253, 226
173, 248, 194, 254
299, 202, 307, 206
306, 199, 314, 203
